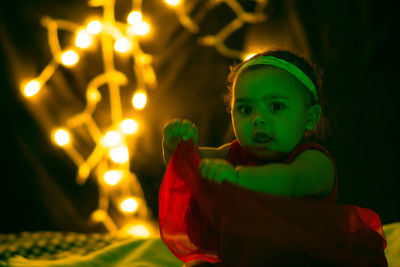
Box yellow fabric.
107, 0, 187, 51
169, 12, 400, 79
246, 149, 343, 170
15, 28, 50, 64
7, 238, 182, 267
383, 222, 400, 267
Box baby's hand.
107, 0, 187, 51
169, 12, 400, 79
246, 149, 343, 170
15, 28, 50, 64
162, 118, 199, 151
199, 158, 237, 184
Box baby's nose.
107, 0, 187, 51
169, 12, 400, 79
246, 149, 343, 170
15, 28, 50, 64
251, 114, 266, 126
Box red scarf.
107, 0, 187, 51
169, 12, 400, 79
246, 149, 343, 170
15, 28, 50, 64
159, 140, 387, 266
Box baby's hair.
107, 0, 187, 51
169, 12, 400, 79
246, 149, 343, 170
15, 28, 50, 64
223, 49, 331, 143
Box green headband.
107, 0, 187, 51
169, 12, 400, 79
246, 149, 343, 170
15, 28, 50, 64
235, 56, 319, 101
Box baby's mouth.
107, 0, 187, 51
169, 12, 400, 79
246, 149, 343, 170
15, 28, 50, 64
253, 132, 271, 144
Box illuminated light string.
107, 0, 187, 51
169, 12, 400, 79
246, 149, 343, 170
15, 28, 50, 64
21, 0, 270, 237
164, 0, 269, 58
22, 0, 157, 238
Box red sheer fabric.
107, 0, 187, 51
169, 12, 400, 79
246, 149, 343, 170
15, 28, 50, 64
159, 140, 388, 266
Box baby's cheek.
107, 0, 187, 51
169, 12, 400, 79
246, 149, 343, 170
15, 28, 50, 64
243, 128, 253, 141
239, 127, 253, 144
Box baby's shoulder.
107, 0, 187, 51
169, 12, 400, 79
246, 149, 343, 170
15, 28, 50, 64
198, 143, 230, 159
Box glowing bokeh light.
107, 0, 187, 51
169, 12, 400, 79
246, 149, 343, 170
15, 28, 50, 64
53, 129, 71, 146
165, 0, 181, 6
86, 20, 103, 34
75, 29, 93, 49
133, 21, 150, 36
87, 88, 101, 102
127, 11, 142, 26
120, 119, 139, 134
104, 170, 123, 186
120, 197, 138, 213
114, 38, 132, 53
132, 91, 147, 110
23, 80, 41, 97
109, 145, 129, 163
60, 50, 79, 66
104, 131, 122, 147
122, 223, 150, 238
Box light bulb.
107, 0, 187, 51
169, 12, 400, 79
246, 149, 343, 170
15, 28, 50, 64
114, 38, 132, 53
109, 145, 129, 163
104, 170, 123, 186
120, 197, 138, 213
165, 0, 181, 7
132, 91, 147, 110
120, 119, 139, 135
127, 11, 142, 26
60, 50, 79, 67
87, 20, 103, 34
23, 80, 41, 97
53, 128, 71, 146
134, 21, 150, 36
103, 131, 122, 147
75, 29, 93, 49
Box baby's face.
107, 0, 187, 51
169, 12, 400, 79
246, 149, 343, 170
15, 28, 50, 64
231, 67, 317, 161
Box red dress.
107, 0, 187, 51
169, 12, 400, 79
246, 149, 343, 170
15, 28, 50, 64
159, 140, 388, 266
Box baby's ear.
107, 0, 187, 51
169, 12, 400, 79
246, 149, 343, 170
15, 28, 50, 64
306, 104, 322, 130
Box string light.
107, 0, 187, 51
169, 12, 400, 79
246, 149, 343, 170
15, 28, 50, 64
114, 37, 132, 53
86, 20, 103, 34
53, 129, 71, 146
22, 0, 270, 236
168, 0, 268, 58
75, 29, 93, 49
132, 91, 147, 110
120, 119, 139, 135
109, 145, 129, 163
120, 197, 138, 213
22, 80, 41, 97
104, 170, 123, 186
127, 11, 142, 26
133, 21, 150, 36
103, 131, 122, 147
164, 0, 181, 7
60, 50, 79, 66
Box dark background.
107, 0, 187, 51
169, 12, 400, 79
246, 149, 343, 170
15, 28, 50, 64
0, 0, 399, 233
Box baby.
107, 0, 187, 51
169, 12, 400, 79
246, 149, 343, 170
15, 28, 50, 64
162, 49, 334, 198
159, 49, 387, 266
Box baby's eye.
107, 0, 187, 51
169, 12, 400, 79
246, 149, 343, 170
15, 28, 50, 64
270, 102, 285, 111
238, 105, 252, 114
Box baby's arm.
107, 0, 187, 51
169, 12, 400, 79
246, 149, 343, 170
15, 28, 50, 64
198, 143, 230, 160
235, 149, 335, 197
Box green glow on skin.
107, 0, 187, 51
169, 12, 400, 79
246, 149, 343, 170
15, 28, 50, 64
231, 67, 322, 195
